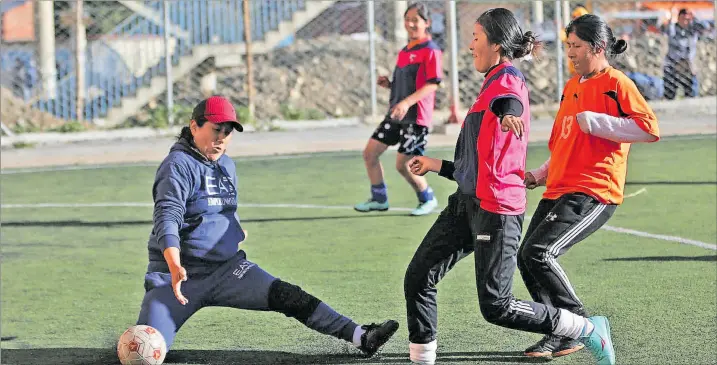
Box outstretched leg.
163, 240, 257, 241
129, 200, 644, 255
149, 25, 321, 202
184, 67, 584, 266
208, 254, 398, 356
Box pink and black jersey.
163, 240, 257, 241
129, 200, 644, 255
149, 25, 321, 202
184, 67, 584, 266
452, 62, 530, 214
388, 39, 443, 127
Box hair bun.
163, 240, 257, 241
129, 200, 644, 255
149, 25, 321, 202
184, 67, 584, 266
612, 39, 628, 55
512, 31, 536, 58
522, 31, 536, 44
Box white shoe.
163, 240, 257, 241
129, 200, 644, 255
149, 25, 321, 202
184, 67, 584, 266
410, 340, 437, 364
411, 197, 438, 216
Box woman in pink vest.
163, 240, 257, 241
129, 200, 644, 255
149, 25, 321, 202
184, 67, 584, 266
354, 2, 443, 216
403, 8, 616, 365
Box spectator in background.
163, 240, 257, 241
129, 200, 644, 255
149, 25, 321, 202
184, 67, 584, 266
430, 12, 446, 51
12, 59, 32, 101
662, 8, 704, 99
12, 59, 24, 99
707, 21, 716, 40
11, 57, 39, 101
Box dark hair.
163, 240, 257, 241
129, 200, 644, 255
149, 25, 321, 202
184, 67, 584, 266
678, 8, 690, 17
405, 2, 432, 33
176, 118, 206, 142
476, 8, 541, 60
566, 14, 628, 57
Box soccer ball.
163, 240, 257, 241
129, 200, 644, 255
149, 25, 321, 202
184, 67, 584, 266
117, 325, 167, 365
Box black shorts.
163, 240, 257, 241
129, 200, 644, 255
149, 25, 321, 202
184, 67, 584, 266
370, 117, 429, 156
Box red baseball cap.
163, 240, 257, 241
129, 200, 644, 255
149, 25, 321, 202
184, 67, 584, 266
191, 96, 243, 132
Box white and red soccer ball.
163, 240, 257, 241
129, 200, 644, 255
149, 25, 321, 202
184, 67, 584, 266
117, 325, 167, 365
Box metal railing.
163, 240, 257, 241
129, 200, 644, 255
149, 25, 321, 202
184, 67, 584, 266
0, 0, 714, 133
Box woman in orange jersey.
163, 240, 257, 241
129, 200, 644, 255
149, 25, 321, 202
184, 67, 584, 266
518, 14, 660, 360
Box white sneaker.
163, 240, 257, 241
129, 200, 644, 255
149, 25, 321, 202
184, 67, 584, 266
410, 340, 437, 364
411, 197, 438, 216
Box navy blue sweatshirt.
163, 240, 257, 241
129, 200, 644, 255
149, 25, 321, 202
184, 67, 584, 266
146, 138, 246, 275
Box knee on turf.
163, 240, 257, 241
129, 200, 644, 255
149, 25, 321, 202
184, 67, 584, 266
267, 280, 321, 324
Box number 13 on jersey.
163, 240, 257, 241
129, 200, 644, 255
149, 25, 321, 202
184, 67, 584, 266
560, 115, 574, 139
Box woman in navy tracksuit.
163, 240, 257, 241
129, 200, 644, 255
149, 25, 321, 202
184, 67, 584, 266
135, 96, 398, 355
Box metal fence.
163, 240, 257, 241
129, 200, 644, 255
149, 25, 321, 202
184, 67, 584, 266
1, 0, 715, 133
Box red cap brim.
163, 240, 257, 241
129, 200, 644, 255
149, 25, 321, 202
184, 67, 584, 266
206, 116, 243, 132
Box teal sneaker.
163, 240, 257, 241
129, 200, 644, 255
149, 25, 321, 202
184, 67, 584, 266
411, 197, 438, 216
581, 316, 615, 365
354, 200, 389, 212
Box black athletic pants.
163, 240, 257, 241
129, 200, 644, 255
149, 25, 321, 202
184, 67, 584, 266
404, 190, 562, 344
518, 192, 617, 317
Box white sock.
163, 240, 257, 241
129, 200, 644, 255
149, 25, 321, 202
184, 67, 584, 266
352, 326, 366, 347
554, 309, 593, 339
581, 318, 595, 337
409, 340, 437, 365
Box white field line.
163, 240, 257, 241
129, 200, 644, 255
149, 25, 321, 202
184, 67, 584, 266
3, 133, 714, 175
1, 202, 715, 251
624, 188, 648, 198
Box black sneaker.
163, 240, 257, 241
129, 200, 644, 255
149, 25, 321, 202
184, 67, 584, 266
552, 336, 584, 357
524, 334, 585, 358
358, 320, 399, 357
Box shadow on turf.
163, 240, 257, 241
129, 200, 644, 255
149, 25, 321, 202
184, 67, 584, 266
1, 348, 550, 364
0, 214, 414, 228
605, 255, 717, 262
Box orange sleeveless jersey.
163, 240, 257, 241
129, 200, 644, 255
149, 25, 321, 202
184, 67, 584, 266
545, 67, 660, 205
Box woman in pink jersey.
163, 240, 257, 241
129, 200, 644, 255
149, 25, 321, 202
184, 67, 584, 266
354, 2, 443, 216
403, 8, 616, 365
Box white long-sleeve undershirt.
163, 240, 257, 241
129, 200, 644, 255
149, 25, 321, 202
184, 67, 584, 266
576, 111, 657, 143
528, 111, 657, 182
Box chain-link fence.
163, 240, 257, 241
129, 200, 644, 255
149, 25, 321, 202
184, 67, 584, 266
1, 0, 715, 134
593, 0, 717, 101
165, 0, 378, 128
